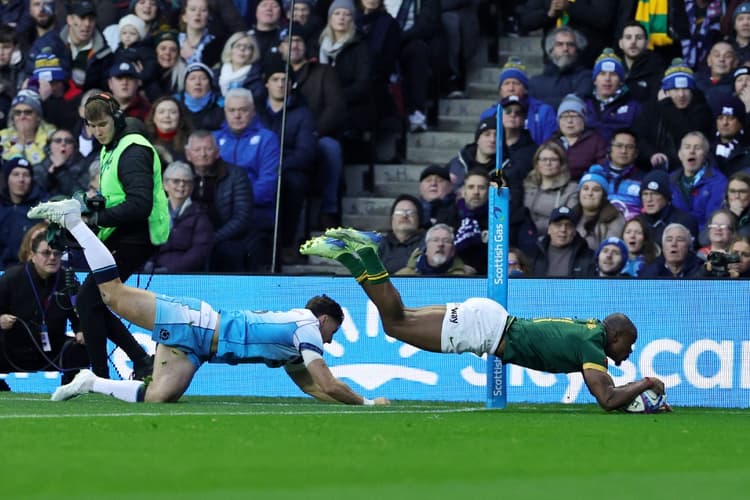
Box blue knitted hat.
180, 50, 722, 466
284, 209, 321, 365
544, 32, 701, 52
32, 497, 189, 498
596, 236, 629, 271
579, 164, 609, 193
592, 48, 625, 81
498, 56, 529, 89
662, 58, 696, 90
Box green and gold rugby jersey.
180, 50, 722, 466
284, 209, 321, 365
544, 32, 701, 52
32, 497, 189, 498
501, 317, 608, 374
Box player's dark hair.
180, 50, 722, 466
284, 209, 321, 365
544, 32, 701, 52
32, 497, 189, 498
306, 294, 344, 325
618, 20, 648, 40
603, 313, 637, 339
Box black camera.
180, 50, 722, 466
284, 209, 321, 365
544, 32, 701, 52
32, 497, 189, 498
705, 251, 740, 277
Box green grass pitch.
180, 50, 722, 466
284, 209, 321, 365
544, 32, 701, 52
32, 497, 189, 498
1, 394, 749, 499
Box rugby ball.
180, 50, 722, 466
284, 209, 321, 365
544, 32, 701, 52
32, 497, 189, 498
623, 389, 666, 414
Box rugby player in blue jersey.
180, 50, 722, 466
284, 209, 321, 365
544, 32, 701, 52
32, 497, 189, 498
28, 199, 389, 406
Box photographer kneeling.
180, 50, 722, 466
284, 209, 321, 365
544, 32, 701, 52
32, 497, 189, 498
0, 231, 89, 390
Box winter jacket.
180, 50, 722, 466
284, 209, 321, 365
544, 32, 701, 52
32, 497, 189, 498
523, 173, 579, 234
377, 230, 425, 274
575, 202, 627, 251
583, 90, 642, 142
599, 160, 647, 220
0, 184, 47, 270
695, 70, 734, 112
421, 192, 460, 230
323, 36, 375, 134
213, 118, 279, 227
149, 199, 214, 272
255, 93, 318, 173
550, 128, 608, 181
455, 199, 488, 274
27, 26, 114, 90
192, 158, 253, 244
620, 49, 666, 104
395, 248, 471, 275
634, 91, 714, 171
519, 0, 616, 68
669, 165, 728, 232
176, 91, 225, 131
293, 61, 348, 138
529, 63, 593, 110
641, 203, 700, 247
481, 96, 557, 145
34, 152, 90, 197
446, 143, 494, 192
530, 233, 595, 277
640, 253, 705, 277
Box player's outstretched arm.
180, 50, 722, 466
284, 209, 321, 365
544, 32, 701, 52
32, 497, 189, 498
583, 368, 665, 411
285, 360, 389, 405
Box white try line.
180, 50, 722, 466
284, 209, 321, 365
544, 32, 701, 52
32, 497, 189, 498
0, 404, 486, 419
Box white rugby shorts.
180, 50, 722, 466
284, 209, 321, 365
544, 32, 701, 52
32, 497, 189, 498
440, 298, 509, 355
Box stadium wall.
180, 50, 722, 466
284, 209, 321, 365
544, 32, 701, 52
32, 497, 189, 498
4, 275, 749, 408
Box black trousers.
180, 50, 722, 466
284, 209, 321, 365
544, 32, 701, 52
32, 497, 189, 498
0, 340, 90, 385
76, 237, 155, 378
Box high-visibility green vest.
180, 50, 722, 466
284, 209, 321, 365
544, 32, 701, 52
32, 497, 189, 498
98, 133, 169, 244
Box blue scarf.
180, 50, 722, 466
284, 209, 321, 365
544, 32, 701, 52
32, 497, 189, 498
184, 92, 212, 113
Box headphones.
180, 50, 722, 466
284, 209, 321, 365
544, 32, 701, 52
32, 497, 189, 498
85, 92, 126, 129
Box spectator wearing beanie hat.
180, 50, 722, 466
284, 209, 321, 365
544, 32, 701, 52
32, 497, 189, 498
583, 48, 641, 142
594, 236, 629, 277
711, 93, 750, 176
248, 0, 285, 69
32, 53, 80, 131
670, 131, 728, 234
480, 56, 557, 145
639, 168, 699, 246
107, 13, 159, 86
177, 61, 224, 130
551, 93, 607, 181
575, 164, 626, 251
144, 29, 187, 102
446, 116, 497, 194
727, 2, 750, 64
254, 53, 317, 264
0, 156, 48, 270
0, 90, 56, 168
632, 58, 714, 171
695, 40, 739, 111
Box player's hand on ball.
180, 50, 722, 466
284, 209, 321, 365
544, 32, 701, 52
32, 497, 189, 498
650, 377, 666, 395
374, 397, 390, 405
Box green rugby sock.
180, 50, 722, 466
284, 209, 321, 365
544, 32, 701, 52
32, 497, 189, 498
336, 253, 367, 283
356, 247, 389, 284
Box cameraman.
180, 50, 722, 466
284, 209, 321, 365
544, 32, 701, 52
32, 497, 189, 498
73, 91, 169, 379
0, 231, 89, 390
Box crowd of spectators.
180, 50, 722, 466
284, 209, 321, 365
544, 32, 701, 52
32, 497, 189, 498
0, 0, 482, 273
1, 0, 750, 279
380, 0, 750, 279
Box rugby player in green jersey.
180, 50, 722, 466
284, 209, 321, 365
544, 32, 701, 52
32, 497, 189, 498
302, 228, 669, 412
